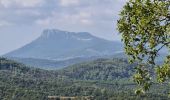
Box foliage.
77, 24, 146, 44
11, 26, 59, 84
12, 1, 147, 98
117, 0, 170, 94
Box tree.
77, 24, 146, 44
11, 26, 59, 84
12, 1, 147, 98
117, 0, 170, 94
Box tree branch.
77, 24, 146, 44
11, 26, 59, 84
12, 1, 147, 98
157, 42, 170, 52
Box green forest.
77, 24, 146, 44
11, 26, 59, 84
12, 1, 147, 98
0, 57, 169, 100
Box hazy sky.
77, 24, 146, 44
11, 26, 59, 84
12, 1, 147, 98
0, 0, 127, 55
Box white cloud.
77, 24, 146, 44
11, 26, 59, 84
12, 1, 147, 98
0, 20, 12, 27
0, 0, 44, 8
79, 12, 91, 18
16, 0, 44, 7
16, 9, 41, 16
35, 11, 93, 27
60, 0, 79, 7
35, 18, 51, 26
80, 19, 92, 25
0, 0, 12, 7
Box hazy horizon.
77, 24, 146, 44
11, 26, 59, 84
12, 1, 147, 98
0, 0, 127, 55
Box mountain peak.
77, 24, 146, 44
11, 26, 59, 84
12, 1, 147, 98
43, 29, 68, 34
41, 29, 95, 39
41, 29, 68, 38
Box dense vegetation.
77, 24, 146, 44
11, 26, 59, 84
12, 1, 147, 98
60, 58, 136, 80
0, 57, 169, 100
117, 0, 170, 93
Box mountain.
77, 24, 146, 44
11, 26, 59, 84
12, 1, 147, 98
5, 29, 123, 60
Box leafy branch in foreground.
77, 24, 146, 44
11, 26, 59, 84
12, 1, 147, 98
117, 0, 170, 94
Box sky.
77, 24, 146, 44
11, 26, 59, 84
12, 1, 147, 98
0, 0, 127, 55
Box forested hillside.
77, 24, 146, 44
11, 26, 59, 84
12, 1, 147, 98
60, 58, 136, 80
0, 58, 169, 100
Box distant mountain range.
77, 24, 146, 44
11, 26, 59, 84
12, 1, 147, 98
6, 56, 105, 69
4, 29, 124, 69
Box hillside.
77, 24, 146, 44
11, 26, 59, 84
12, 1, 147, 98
59, 58, 136, 80
0, 57, 169, 100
